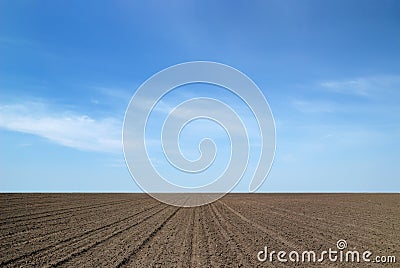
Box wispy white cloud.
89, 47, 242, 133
320, 79, 370, 96
276, 122, 398, 166
291, 99, 336, 113
319, 75, 400, 97
280, 74, 400, 165
0, 101, 122, 153
91, 86, 133, 101
106, 158, 126, 168
290, 74, 400, 116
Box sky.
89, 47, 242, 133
1, 0, 399, 192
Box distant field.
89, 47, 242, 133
1, 193, 398, 267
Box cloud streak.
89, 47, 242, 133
0, 101, 122, 153
319, 75, 400, 97
291, 99, 336, 114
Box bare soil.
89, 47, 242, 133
1, 193, 399, 267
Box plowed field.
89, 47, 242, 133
1, 193, 398, 267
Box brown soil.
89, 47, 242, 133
1, 193, 398, 267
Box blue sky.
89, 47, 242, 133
1, 0, 399, 192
